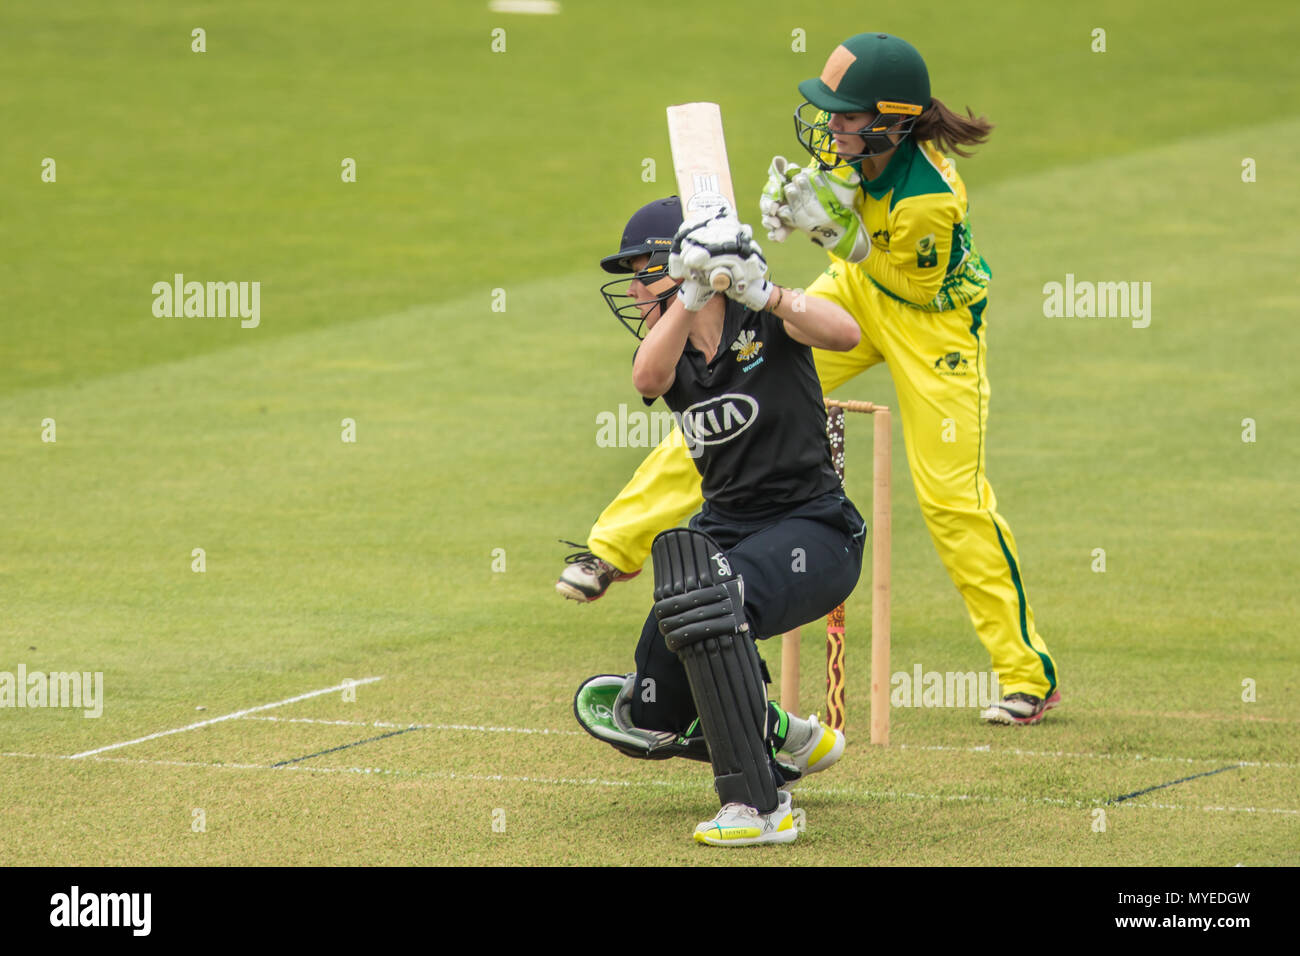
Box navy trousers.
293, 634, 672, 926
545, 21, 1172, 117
629, 490, 866, 736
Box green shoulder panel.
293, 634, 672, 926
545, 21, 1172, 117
888, 141, 958, 212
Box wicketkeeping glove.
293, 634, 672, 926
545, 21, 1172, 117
758, 156, 800, 242
781, 165, 871, 263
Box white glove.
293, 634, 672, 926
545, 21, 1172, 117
677, 222, 773, 312
667, 218, 711, 279
728, 268, 774, 312
676, 274, 715, 312
759, 156, 801, 242
781, 165, 870, 262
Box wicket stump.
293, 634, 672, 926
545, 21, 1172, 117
780, 399, 891, 745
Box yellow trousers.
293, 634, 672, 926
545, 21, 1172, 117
588, 276, 1057, 698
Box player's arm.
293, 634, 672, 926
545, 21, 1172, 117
859, 194, 960, 306
632, 287, 718, 398
767, 286, 859, 352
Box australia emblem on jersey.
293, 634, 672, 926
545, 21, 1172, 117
730, 330, 763, 363
934, 351, 970, 376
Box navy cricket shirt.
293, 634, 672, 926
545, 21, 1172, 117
658, 299, 841, 516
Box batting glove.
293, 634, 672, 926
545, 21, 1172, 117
676, 274, 715, 312
722, 246, 773, 312
668, 208, 735, 278
782, 165, 870, 262
678, 225, 773, 312
681, 218, 760, 260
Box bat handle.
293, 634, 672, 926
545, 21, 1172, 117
709, 268, 732, 292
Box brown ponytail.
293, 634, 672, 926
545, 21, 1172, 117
912, 96, 994, 157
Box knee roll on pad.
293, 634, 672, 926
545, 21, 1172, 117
649, 529, 778, 812
656, 580, 747, 651
651, 527, 747, 650
651, 527, 736, 599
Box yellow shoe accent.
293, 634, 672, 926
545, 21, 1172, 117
807, 727, 837, 767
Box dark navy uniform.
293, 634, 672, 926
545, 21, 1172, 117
630, 299, 866, 735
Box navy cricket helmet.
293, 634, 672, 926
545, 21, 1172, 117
600, 197, 683, 339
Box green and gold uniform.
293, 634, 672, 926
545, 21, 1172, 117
588, 137, 1057, 700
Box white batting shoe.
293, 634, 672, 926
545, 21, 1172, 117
786, 714, 845, 776
693, 790, 798, 847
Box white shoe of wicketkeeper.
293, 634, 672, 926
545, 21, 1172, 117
786, 714, 845, 776
693, 790, 798, 847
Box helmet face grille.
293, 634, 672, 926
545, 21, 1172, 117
599, 249, 676, 340
793, 102, 920, 168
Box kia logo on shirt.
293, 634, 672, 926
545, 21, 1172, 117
678, 394, 759, 447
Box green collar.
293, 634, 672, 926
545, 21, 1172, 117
860, 139, 916, 199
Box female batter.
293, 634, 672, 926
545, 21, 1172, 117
575, 197, 866, 846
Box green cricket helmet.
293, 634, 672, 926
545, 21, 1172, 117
600, 197, 683, 339
795, 33, 931, 168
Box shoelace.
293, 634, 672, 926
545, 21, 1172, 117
558, 539, 600, 566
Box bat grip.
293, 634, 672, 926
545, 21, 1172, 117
709, 268, 732, 292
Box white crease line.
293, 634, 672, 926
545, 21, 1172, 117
248, 720, 1297, 765
3, 751, 1296, 816
67, 677, 383, 759
239, 715, 581, 735
897, 743, 1299, 770
243, 717, 1296, 764
1, 751, 698, 792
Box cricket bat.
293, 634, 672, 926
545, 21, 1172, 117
666, 102, 738, 291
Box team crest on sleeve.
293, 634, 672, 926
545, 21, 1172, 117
916, 234, 938, 268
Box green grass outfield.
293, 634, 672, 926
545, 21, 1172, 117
1, 0, 1297, 867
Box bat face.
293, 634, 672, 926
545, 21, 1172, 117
667, 102, 738, 290
666, 102, 737, 224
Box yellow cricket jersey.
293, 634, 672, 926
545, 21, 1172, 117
850, 139, 991, 313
